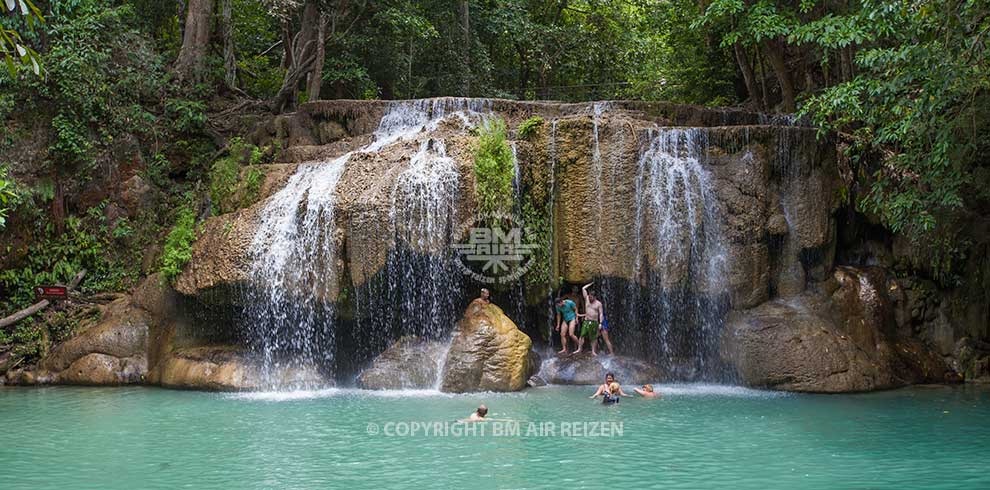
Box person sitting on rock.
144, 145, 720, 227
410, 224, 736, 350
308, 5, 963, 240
465, 404, 488, 421
555, 296, 579, 355
576, 282, 603, 356
602, 382, 622, 404
590, 373, 629, 399
634, 384, 660, 399
478, 288, 491, 305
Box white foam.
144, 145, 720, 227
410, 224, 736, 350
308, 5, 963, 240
652, 383, 788, 398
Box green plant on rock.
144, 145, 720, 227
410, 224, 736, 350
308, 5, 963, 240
209, 138, 269, 215
159, 205, 197, 284
516, 116, 544, 140
473, 117, 514, 218
521, 195, 552, 289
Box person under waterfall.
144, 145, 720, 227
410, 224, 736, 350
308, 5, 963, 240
555, 296, 579, 355
575, 283, 604, 356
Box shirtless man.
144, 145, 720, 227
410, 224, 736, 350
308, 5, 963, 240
576, 283, 603, 355
478, 288, 491, 304
634, 384, 661, 399
555, 296, 579, 355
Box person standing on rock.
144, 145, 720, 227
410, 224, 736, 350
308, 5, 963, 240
555, 296, 579, 355
576, 283, 603, 356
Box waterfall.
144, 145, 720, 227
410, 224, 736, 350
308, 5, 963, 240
385, 137, 462, 338
349, 99, 494, 374
243, 98, 491, 387
243, 154, 349, 387
629, 128, 729, 379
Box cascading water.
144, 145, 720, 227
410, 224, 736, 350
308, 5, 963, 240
627, 128, 730, 379
385, 137, 462, 338
348, 98, 494, 380
243, 98, 491, 388
242, 154, 349, 388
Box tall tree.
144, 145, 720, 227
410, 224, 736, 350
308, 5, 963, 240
174, 0, 215, 82
272, 0, 366, 111
221, 0, 237, 89
458, 0, 470, 95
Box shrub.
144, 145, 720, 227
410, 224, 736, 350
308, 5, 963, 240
473, 117, 514, 217
516, 116, 544, 140
209, 138, 268, 215
159, 206, 197, 284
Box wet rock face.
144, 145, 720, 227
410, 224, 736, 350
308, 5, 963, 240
176, 101, 838, 310
357, 336, 447, 390
151, 346, 328, 391
535, 354, 660, 385
165, 99, 842, 388
440, 300, 535, 393
722, 267, 950, 393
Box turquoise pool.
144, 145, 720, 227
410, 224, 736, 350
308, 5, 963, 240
2, 384, 989, 489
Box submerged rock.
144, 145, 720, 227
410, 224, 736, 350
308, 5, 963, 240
722, 267, 951, 393
357, 336, 448, 389
440, 299, 535, 393
536, 354, 660, 385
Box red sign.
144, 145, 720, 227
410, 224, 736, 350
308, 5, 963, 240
35, 286, 68, 300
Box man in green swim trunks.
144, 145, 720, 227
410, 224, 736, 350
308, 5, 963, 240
576, 282, 603, 356
555, 296, 579, 355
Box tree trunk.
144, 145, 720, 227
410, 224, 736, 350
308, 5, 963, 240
734, 42, 762, 110
458, 0, 471, 96
221, 0, 236, 89
51, 172, 65, 236
762, 39, 796, 113
307, 14, 327, 102
272, 0, 320, 112
174, 0, 215, 83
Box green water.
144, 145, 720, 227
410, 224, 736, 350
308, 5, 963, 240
2, 384, 989, 489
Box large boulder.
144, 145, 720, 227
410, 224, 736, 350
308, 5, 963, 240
357, 336, 448, 389
39, 297, 150, 384
721, 267, 951, 392
57, 353, 146, 385
536, 354, 660, 385
440, 299, 535, 392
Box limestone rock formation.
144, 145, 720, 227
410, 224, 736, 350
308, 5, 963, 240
722, 267, 950, 392
440, 299, 535, 392
357, 336, 448, 389
57, 353, 146, 385
37, 297, 151, 385
536, 354, 660, 385
152, 346, 327, 391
